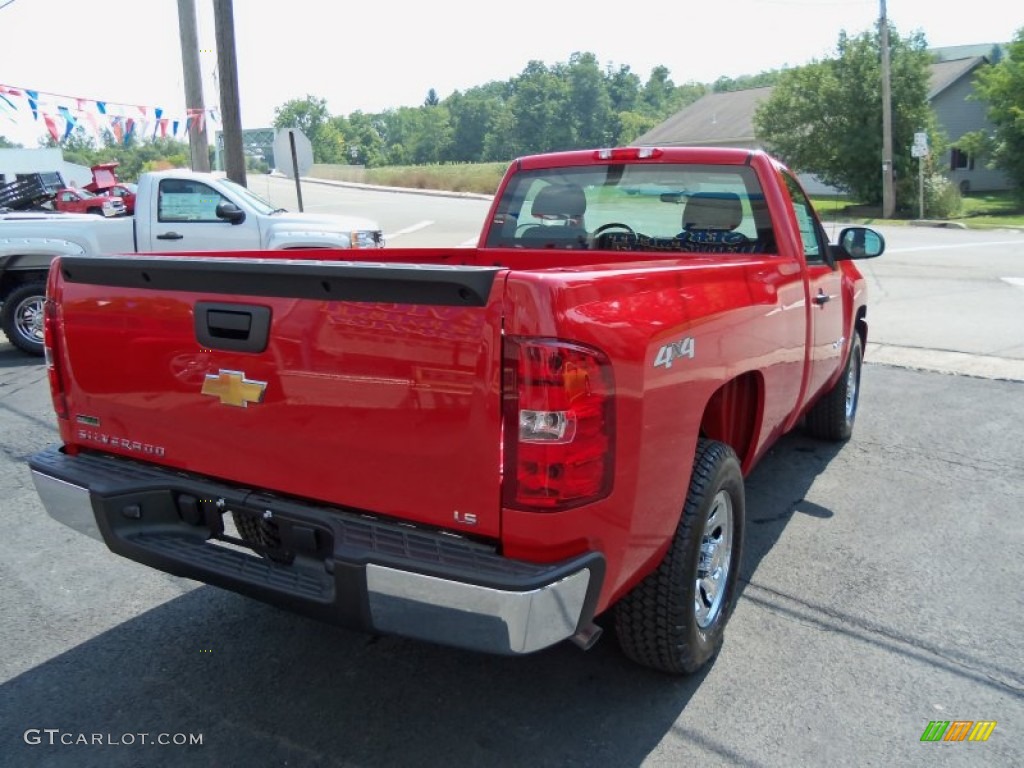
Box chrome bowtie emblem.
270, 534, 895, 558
201, 370, 267, 408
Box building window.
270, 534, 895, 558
951, 148, 974, 171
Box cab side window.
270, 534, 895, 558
158, 180, 227, 222
781, 173, 828, 264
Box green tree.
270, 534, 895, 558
968, 28, 1024, 197
754, 25, 933, 207
616, 111, 662, 144
511, 60, 574, 152
0, 135, 23, 148
413, 103, 453, 164
481, 102, 519, 161
606, 64, 641, 113
272, 95, 339, 163
333, 111, 386, 166
642, 65, 675, 114
445, 88, 505, 162
55, 125, 99, 166
567, 52, 613, 148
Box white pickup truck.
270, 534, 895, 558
0, 169, 384, 355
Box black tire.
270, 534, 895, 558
615, 439, 745, 674
87, 208, 104, 216
1, 281, 47, 356
804, 332, 863, 442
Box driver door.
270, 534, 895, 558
148, 178, 261, 252
781, 173, 845, 401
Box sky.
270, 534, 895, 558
0, 0, 1019, 147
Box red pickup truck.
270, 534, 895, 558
83, 162, 136, 214
29, 147, 883, 674
52, 186, 126, 217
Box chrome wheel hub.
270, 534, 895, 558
695, 490, 733, 629
15, 295, 45, 344
844, 351, 860, 421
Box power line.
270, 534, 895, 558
0, 0, 19, 11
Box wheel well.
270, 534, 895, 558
699, 371, 763, 469
855, 306, 867, 348
0, 269, 49, 301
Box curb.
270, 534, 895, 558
908, 219, 969, 229
272, 172, 494, 202
867, 343, 1024, 383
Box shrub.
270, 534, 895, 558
923, 173, 962, 219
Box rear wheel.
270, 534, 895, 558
805, 332, 863, 441
615, 439, 745, 674
1, 281, 47, 356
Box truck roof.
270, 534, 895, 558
140, 169, 232, 182
513, 146, 771, 170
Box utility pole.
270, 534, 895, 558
880, 0, 895, 218
214, 0, 246, 186
176, 0, 210, 172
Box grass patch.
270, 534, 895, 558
955, 191, 1024, 228
363, 162, 508, 196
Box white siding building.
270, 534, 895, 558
0, 148, 91, 187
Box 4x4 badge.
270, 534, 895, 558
201, 370, 267, 408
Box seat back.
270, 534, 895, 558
682, 192, 744, 232
530, 184, 587, 222
519, 183, 588, 248
679, 191, 755, 252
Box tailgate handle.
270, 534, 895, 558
195, 302, 271, 353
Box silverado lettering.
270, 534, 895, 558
29, 147, 883, 675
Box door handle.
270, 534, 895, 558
195, 302, 271, 353
814, 290, 831, 305
156, 232, 184, 240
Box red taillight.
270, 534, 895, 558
44, 295, 69, 420
594, 147, 663, 161
502, 338, 615, 511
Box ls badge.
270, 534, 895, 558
201, 370, 267, 408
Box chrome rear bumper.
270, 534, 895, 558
30, 447, 603, 656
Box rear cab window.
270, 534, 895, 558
485, 163, 775, 254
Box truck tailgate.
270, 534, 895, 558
53, 256, 506, 538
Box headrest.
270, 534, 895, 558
531, 184, 587, 219
682, 192, 743, 231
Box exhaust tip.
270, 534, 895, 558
570, 622, 603, 651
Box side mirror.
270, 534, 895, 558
832, 226, 884, 261
216, 202, 246, 225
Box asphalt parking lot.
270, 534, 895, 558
1, 333, 1021, 767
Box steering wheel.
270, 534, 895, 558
593, 222, 636, 237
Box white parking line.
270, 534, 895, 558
1001, 277, 1024, 287
384, 220, 434, 240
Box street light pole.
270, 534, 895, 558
880, 0, 895, 218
